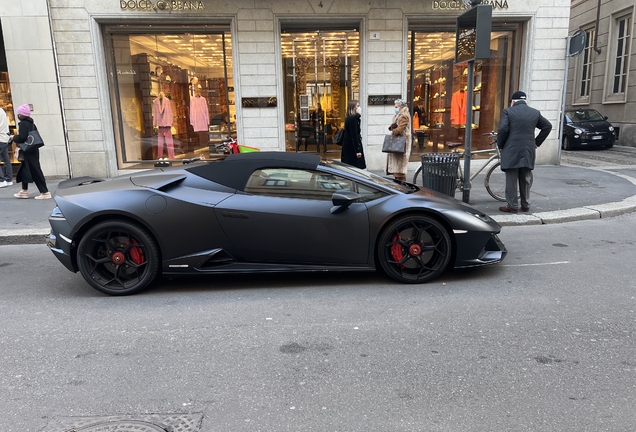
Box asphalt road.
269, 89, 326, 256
2, 211, 636, 431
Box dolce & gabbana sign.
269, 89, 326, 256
120, 0, 205, 11
433, 0, 508, 10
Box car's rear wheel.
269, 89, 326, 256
377, 214, 452, 284
77, 220, 159, 295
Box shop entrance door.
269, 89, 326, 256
281, 30, 359, 155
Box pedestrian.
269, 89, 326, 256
10, 104, 51, 199
0, 107, 13, 188
497, 91, 552, 213
386, 98, 411, 182
340, 100, 366, 169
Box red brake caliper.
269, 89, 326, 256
390, 233, 404, 267
129, 238, 145, 265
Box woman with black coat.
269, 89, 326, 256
340, 100, 366, 169
11, 104, 50, 199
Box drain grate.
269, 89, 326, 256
43, 413, 203, 432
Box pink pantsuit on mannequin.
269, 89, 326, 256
153, 95, 174, 159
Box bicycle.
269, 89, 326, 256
413, 132, 523, 202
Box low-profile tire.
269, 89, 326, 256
485, 162, 506, 202
563, 136, 572, 151
377, 214, 452, 284
77, 220, 159, 295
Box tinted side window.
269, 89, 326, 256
244, 168, 354, 201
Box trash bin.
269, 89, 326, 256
420, 153, 460, 197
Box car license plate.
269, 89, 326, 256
592, 135, 603, 140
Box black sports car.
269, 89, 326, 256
47, 152, 506, 295
562, 108, 616, 150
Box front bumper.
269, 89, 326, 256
454, 232, 507, 268
47, 231, 76, 272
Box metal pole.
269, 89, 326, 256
462, 59, 475, 203
558, 36, 571, 166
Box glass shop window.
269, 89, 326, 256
105, 27, 234, 169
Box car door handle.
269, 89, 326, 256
220, 211, 249, 219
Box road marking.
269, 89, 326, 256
503, 261, 570, 267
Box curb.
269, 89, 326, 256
491, 167, 636, 226
0, 229, 49, 245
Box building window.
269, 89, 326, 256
605, 11, 632, 103
406, 26, 520, 160
104, 26, 234, 169
575, 27, 595, 103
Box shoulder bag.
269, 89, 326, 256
382, 134, 406, 154
18, 125, 45, 153
333, 128, 345, 146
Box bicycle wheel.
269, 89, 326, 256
412, 166, 422, 186
485, 162, 506, 202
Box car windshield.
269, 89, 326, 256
566, 109, 605, 122
320, 160, 415, 193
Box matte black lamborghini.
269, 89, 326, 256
47, 152, 506, 295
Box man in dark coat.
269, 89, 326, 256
497, 91, 552, 213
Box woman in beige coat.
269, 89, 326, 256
386, 99, 411, 181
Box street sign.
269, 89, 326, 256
455, 4, 493, 63
568, 29, 587, 57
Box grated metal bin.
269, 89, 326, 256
420, 153, 460, 197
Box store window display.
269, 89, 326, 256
105, 28, 234, 169
281, 30, 359, 157
407, 28, 520, 161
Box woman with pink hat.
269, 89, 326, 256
10, 104, 51, 199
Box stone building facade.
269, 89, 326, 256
1, 0, 570, 178
566, 0, 635, 147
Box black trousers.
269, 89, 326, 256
17, 149, 48, 193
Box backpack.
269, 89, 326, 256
333, 128, 344, 146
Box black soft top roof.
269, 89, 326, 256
186, 151, 322, 191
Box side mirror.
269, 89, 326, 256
331, 191, 362, 214
604, 116, 608, 120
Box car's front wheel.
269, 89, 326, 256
563, 136, 572, 151
77, 220, 159, 295
377, 214, 452, 284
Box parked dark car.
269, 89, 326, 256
47, 152, 506, 295
562, 108, 615, 150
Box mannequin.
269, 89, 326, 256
190, 89, 210, 151
153, 92, 174, 159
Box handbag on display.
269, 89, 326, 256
382, 134, 407, 154
18, 128, 45, 153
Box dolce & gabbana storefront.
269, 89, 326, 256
4, 0, 569, 177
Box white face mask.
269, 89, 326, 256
394, 107, 400, 114
356, 106, 362, 115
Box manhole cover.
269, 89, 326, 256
43, 413, 203, 432
563, 179, 594, 186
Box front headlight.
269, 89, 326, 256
574, 128, 583, 134
467, 211, 491, 223
609, 126, 614, 132
50, 206, 65, 219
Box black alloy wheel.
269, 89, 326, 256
377, 214, 452, 283
77, 220, 159, 295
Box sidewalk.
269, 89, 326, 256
2, 163, 636, 245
